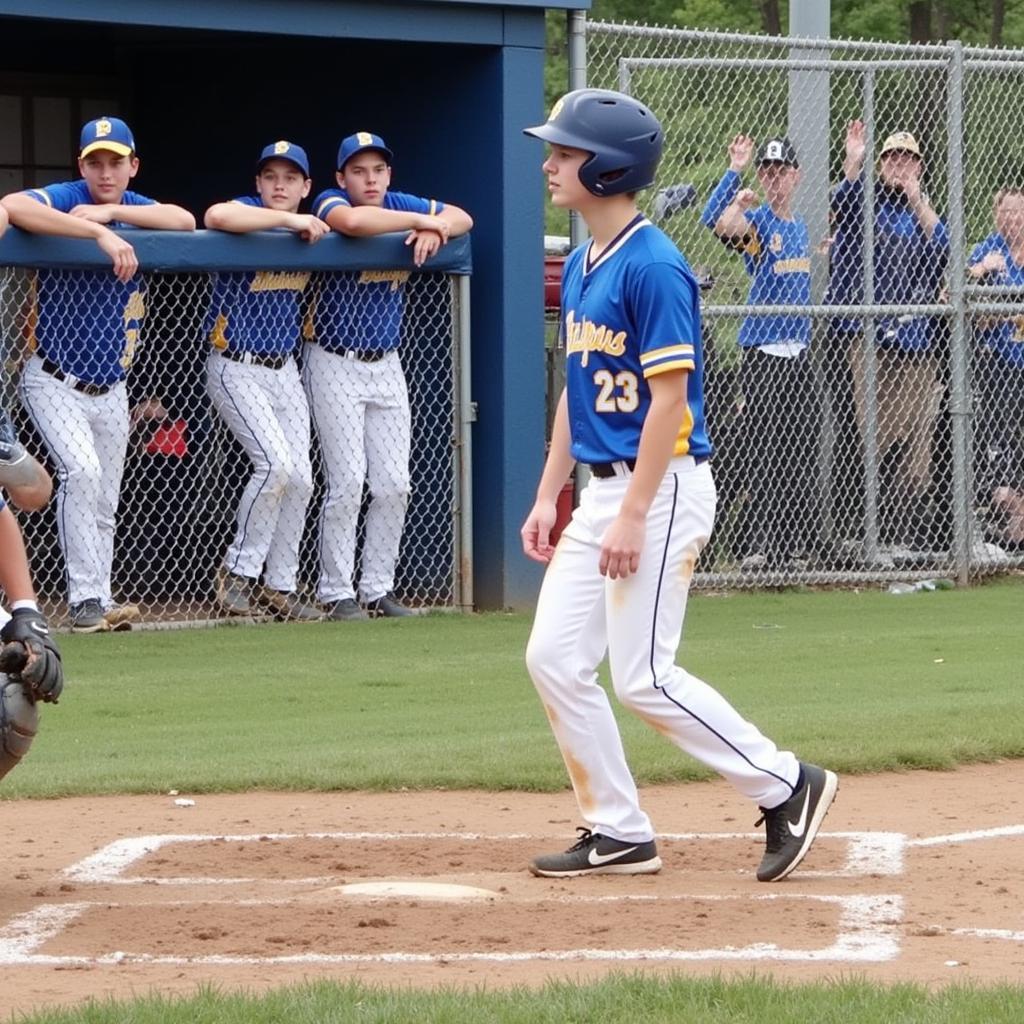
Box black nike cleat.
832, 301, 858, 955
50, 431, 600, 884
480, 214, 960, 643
755, 762, 838, 882
529, 827, 662, 878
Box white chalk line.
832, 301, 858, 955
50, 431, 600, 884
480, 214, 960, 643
907, 824, 1024, 848
63, 830, 904, 885
951, 928, 1024, 942
0, 894, 903, 966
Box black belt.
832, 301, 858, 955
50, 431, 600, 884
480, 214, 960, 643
589, 455, 709, 478
219, 349, 291, 370
334, 347, 390, 363
40, 358, 118, 397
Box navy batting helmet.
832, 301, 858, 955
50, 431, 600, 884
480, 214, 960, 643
523, 89, 663, 196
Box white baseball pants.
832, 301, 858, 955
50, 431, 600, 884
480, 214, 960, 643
526, 457, 800, 843
303, 343, 410, 603
18, 354, 128, 608
207, 352, 313, 592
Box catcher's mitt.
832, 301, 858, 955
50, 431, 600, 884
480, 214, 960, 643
0, 609, 64, 704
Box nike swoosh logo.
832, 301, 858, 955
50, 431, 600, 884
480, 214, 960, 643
29, 621, 50, 637
788, 789, 811, 838
588, 845, 638, 866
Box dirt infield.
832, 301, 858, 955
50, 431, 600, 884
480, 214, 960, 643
3, 762, 1024, 1016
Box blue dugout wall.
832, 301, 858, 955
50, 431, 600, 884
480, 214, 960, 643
0, 0, 588, 608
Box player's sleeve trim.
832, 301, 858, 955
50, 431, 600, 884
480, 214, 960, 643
316, 196, 349, 218
26, 189, 52, 207
640, 344, 695, 377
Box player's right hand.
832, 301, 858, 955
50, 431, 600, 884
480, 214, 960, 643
980, 251, 1008, 274
292, 215, 330, 244
95, 229, 139, 283
845, 119, 866, 166
521, 499, 559, 564
728, 134, 754, 172
416, 215, 450, 243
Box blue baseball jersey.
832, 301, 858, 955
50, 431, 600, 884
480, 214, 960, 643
205, 196, 311, 356
701, 171, 810, 349
560, 214, 712, 464
309, 188, 443, 351
25, 180, 153, 384
969, 233, 1024, 369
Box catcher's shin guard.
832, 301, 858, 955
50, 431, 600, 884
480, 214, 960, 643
1, 677, 38, 783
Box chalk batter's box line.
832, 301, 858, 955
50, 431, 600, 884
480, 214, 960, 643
62, 830, 908, 886
0, 893, 904, 966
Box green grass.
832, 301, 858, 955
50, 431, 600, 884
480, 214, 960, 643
4, 577, 1023, 799
14, 976, 1024, 1024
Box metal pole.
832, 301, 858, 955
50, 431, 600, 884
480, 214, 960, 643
568, 9, 588, 249
860, 70, 883, 567
946, 40, 971, 585
454, 274, 474, 611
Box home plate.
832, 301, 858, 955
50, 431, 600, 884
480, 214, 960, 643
334, 881, 498, 900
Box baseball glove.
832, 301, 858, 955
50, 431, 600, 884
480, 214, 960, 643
0, 609, 64, 704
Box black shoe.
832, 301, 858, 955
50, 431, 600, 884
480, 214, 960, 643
364, 592, 414, 618
755, 763, 838, 882
529, 827, 662, 878
70, 598, 109, 633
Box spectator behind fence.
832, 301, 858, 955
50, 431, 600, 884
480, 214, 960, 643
203, 141, 328, 622
701, 134, 821, 571
1, 117, 195, 633
968, 186, 1024, 551
304, 132, 473, 621
825, 120, 948, 563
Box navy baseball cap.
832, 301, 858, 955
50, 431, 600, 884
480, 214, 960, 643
256, 140, 310, 177
756, 137, 799, 168
80, 116, 135, 158
337, 132, 393, 171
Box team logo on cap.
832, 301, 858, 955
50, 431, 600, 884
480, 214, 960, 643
357, 131, 374, 146
549, 98, 564, 122
95, 119, 112, 138
274, 141, 290, 154
765, 140, 783, 161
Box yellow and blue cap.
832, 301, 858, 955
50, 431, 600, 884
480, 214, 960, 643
79, 117, 136, 159
256, 140, 310, 177
337, 131, 393, 171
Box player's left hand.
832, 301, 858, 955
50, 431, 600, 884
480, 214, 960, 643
0, 609, 64, 704
406, 228, 444, 267
69, 204, 116, 224
599, 513, 645, 579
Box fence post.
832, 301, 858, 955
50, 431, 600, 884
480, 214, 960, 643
946, 39, 971, 585
568, 9, 589, 251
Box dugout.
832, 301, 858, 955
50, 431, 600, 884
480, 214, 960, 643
0, 0, 589, 610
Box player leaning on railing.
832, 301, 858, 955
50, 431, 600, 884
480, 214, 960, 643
1, 117, 195, 634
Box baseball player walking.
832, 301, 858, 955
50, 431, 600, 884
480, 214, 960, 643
306, 133, 473, 620
1, 117, 195, 633
521, 90, 837, 881
203, 141, 327, 621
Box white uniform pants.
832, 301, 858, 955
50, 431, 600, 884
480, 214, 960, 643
18, 355, 128, 608
525, 457, 800, 843
303, 343, 410, 603
207, 352, 313, 592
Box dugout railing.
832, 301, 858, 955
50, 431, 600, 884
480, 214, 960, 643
0, 229, 473, 627
579, 20, 1024, 588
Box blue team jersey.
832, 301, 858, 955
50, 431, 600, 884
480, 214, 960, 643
560, 214, 712, 464
701, 171, 811, 349
25, 180, 154, 384
309, 188, 443, 351
205, 196, 311, 356
969, 233, 1024, 369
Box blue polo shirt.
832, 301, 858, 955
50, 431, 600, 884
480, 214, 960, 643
969, 232, 1024, 369
826, 176, 949, 352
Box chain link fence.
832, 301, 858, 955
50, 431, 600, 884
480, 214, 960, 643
583, 20, 1024, 587
1, 260, 468, 627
